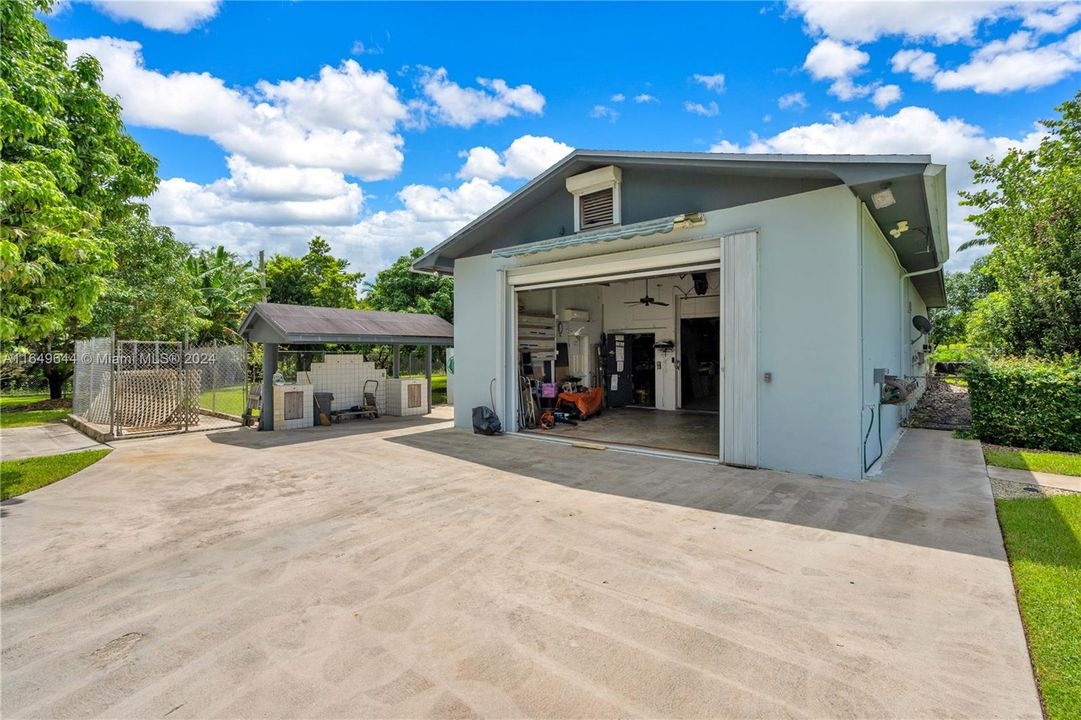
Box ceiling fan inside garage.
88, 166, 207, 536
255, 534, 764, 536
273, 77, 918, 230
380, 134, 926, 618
625, 278, 669, 307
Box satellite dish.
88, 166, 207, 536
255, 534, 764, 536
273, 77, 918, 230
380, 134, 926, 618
912, 315, 933, 333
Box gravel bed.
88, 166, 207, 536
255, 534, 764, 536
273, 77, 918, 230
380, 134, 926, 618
906, 375, 971, 430
989, 476, 1080, 500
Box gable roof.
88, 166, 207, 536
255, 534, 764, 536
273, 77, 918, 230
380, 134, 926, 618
412, 150, 950, 305
238, 303, 453, 345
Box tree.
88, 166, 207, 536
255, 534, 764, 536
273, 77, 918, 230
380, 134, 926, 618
364, 247, 453, 322
86, 216, 199, 340
187, 246, 264, 344
959, 91, 1081, 356
266, 236, 363, 309
929, 256, 996, 346
1, 0, 159, 396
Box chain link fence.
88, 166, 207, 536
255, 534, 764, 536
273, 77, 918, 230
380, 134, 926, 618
72, 335, 247, 437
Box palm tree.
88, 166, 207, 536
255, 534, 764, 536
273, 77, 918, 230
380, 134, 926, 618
186, 246, 264, 344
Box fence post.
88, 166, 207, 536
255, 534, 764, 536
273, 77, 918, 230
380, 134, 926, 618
211, 339, 217, 415
182, 331, 190, 432
425, 344, 432, 414
109, 330, 116, 438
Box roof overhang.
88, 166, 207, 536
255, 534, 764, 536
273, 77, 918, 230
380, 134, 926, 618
413, 150, 949, 305
238, 303, 454, 346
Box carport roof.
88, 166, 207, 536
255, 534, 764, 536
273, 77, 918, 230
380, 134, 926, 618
238, 303, 454, 345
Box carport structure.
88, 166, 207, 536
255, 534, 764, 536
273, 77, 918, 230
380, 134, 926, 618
239, 302, 453, 430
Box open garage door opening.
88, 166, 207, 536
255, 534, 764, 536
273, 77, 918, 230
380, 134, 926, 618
514, 268, 721, 458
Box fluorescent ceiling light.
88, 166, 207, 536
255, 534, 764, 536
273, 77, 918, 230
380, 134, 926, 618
871, 187, 896, 209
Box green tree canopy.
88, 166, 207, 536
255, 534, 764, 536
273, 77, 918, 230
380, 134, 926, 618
929, 255, 997, 346
86, 216, 199, 341
0, 0, 158, 344
266, 236, 363, 309
187, 246, 264, 344
364, 247, 453, 322
960, 91, 1081, 356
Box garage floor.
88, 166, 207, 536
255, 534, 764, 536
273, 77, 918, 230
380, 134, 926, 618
527, 407, 719, 456
1, 409, 1040, 718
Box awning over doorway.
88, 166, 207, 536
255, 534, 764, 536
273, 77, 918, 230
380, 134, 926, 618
491, 212, 705, 259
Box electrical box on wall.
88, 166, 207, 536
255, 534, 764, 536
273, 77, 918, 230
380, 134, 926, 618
559, 308, 590, 322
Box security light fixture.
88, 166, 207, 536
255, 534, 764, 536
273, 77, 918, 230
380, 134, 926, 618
889, 219, 910, 238
871, 186, 896, 209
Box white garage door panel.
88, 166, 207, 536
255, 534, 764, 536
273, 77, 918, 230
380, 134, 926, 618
722, 231, 758, 467
506, 238, 721, 288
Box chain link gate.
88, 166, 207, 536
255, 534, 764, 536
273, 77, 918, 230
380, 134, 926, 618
72, 335, 248, 439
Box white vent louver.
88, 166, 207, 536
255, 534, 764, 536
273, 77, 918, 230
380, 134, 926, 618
580, 188, 615, 228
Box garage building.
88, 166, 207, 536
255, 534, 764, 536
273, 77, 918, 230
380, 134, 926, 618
413, 151, 949, 480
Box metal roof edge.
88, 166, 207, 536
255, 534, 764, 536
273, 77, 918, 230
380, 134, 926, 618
413, 149, 940, 274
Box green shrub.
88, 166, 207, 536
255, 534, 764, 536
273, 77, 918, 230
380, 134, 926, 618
930, 343, 978, 364
965, 356, 1081, 452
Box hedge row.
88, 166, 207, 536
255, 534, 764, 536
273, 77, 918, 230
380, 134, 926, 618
964, 356, 1081, 453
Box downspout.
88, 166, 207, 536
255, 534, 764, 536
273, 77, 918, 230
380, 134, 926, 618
898, 261, 946, 423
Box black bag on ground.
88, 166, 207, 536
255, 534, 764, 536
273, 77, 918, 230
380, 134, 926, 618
472, 406, 502, 435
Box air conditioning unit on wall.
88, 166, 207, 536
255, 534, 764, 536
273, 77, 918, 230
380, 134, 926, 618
559, 308, 590, 322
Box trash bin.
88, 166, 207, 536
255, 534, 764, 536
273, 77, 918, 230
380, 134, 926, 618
313, 392, 334, 426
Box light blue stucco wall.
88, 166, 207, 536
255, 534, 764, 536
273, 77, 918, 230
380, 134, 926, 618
859, 205, 931, 471
452, 184, 874, 480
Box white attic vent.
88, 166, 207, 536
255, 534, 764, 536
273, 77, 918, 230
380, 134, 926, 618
580, 188, 615, 228
566, 165, 622, 232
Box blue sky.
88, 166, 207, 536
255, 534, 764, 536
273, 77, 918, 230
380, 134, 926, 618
47, 1, 1081, 276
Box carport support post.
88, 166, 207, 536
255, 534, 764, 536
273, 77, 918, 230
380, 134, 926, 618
425, 344, 432, 414
392, 344, 400, 378
261, 342, 277, 431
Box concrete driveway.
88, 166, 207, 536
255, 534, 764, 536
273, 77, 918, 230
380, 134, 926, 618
1, 409, 1040, 718
1, 422, 109, 460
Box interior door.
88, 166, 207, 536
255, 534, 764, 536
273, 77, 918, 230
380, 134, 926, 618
604, 333, 632, 407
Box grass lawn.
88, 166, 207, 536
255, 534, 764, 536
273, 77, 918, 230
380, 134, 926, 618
986, 447, 1081, 477
1, 449, 111, 500
0, 393, 71, 428
198, 385, 249, 417
996, 495, 1081, 720
404, 373, 448, 404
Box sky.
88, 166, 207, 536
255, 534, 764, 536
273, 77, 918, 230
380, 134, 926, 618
45, 1, 1081, 279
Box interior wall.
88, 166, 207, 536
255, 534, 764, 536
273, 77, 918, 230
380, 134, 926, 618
601, 271, 719, 410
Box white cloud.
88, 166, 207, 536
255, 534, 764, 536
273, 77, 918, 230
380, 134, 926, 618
778, 91, 808, 110
589, 104, 620, 122
66, 37, 407, 179
350, 40, 384, 56
1023, 3, 1081, 33
871, 84, 902, 109
634, 93, 659, 103
803, 38, 879, 99
708, 106, 1045, 267
418, 67, 545, 127
160, 178, 510, 276
933, 29, 1081, 92
610, 93, 626, 102
89, 0, 220, 32
804, 38, 869, 79
457, 135, 573, 182
891, 48, 939, 80
889, 30, 1081, 93
786, 0, 1078, 45
152, 157, 365, 227
684, 100, 719, 117
692, 73, 726, 92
